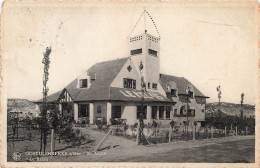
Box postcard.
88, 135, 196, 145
0, 1, 259, 167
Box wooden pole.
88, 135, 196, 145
94, 128, 113, 152
224, 126, 227, 137
192, 126, 195, 140
169, 126, 172, 143
235, 126, 238, 136
50, 129, 55, 156
210, 126, 213, 138
136, 122, 140, 145
246, 126, 248, 136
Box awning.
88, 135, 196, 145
110, 87, 173, 103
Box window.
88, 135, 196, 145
148, 49, 158, 56
166, 106, 171, 119
97, 105, 101, 113
133, 80, 136, 89
112, 106, 121, 118
137, 106, 147, 119
123, 78, 136, 89
171, 89, 177, 97
78, 104, 89, 117
152, 83, 157, 89
180, 106, 186, 116
188, 91, 194, 98
80, 79, 88, 88
130, 48, 142, 55
188, 109, 195, 116
159, 106, 164, 119
152, 106, 157, 119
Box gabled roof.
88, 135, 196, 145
35, 57, 129, 103
75, 57, 129, 101
36, 58, 208, 103
159, 73, 208, 98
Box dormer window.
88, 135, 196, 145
130, 48, 142, 55
152, 83, 157, 89
188, 91, 194, 98
80, 79, 88, 88
123, 78, 136, 89
171, 89, 177, 97
148, 49, 157, 57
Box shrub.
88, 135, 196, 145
130, 122, 138, 137
151, 120, 158, 128
170, 120, 175, 129
110, 118, 116, 125
96, 117, 107, 130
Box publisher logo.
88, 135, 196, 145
12, 152, 21, 161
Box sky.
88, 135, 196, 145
2, 1, 258, 105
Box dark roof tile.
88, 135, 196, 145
159, 73, 207, 97
75, 57, 129, 101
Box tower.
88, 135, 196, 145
129, 10, 161, 91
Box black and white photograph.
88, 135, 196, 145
0, 1, 259, 166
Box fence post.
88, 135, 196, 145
246, 126, 248, 136
224, 126, 227, 137
210, 126, 213, 139
230, 123, 232, 131
235, 126, 238, 136
192, 126, 195, 140
169, 126, 172, 143
136, 122, 140, 145
50, 129, 55, 156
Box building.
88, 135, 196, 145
35, 11, 209, 127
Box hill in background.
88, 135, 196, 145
7, 99, 36, 112
206, 102, 255, 117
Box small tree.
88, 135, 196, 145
152, 120, 158, 137
123, 121, 128, 136
40, 46, 52, 153
25, 117, 32, 141
240, 93, 245, 122
194, 121, 198, 133
216, 85, 222, 114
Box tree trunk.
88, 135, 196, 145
210, 126, 213, 138
192, 126, 195, 140
168, 127, 172, 143
40, 129, 43, 152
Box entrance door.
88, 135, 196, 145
78, 104, 89, 118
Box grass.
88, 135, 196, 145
7, 127, 94, 162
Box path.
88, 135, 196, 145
50, 133, 254, 162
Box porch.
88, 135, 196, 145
73, 102, 178, 125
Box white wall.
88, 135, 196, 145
93, 102, 107, 119
110, 59, 141, 90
